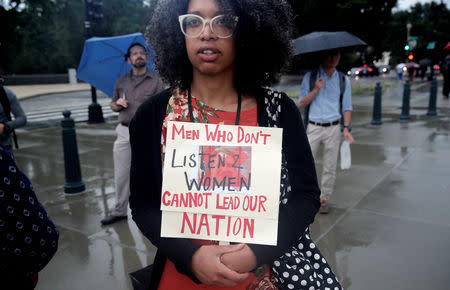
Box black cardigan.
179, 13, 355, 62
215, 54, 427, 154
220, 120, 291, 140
129, 88, 320, 288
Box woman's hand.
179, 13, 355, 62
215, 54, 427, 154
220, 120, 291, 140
220, 244, 257, 273
191, 244, 250, 287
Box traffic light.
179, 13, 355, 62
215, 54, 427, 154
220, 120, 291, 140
404, 44, 410, 51
408, 53, 414, 61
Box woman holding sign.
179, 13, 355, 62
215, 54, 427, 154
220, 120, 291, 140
129, 0, 342, 289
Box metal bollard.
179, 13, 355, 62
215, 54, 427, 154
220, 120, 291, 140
427, 78, 437, 116
61, 110, 85, 194
88, 86, 105, 124
371, 82, 383, 125
400, 80, 411, 121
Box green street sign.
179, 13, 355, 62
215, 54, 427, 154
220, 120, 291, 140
427, 42, 435, 50
408, 36, 418, 49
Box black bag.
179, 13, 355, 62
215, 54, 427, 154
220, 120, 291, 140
129, 264, 153, 290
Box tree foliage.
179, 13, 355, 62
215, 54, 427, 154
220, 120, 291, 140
1, 0, 154, 74
287, 0, 397, 69
1, 0, 449, 74
387, 2, 450, 65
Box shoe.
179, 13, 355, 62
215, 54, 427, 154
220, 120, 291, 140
101, 215, 127, 225
319, 200, 329, 214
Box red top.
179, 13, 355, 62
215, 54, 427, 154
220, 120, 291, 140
159, 90, 258, 289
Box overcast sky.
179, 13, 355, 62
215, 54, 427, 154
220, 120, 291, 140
2, 0, 449, 11
397, 0, 450, 10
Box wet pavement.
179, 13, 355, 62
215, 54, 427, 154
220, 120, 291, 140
10, 76, 450, 289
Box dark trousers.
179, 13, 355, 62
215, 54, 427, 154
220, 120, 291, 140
1, 272, 38, 290
443, 72, 450, 98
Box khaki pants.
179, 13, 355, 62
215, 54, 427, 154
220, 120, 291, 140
112, 124, 131, 216
306, 123, 341, 201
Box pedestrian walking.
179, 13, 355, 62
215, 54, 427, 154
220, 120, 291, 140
129, 0, 342, 289
100, 43, 165, 226
396, 63, 405, 80
298, 49, 354, 214
441, 53, 450, 98
0, 77, 27, 153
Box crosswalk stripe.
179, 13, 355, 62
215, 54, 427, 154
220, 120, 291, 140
25, 103, 118, 125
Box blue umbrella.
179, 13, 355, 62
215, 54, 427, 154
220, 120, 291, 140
77, 32, 156, 97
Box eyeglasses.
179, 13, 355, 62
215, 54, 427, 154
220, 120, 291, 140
178, 14, 238, 39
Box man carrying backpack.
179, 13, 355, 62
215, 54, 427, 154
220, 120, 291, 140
297, 49, 354, 214
0, 76, 27, 152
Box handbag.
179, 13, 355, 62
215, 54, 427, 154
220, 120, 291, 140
129, 264, 153, 290
264, 90, 343, 290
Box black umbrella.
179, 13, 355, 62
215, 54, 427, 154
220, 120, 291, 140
419, 58, 432, 67
293, 31, 367, 55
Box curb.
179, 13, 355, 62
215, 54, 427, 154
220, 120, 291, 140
18, 89, 92, 101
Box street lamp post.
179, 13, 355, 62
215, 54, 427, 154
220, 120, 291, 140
84, 0, 104, 124
406, 22, 413, 64
406, 22, 412, 45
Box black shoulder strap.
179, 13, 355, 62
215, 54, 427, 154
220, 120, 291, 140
304, 69, 318, 129
0, 86, 12, 121
309, 69, 318, 92
338, 71, 346, 126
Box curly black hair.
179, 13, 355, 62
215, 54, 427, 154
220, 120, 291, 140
147, 0, 293, 96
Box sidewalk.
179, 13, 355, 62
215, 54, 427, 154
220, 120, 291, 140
10, 80, 450, 289
6, 83, 91, 100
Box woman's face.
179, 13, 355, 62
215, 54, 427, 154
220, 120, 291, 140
185, 0, 236, 77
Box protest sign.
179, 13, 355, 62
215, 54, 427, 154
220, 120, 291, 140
161, 121, 282, 245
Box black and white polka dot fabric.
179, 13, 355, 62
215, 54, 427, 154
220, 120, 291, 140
265, 90, 291, 204
0, 146, 59, 282
272, 227, 342, 289
265, 91, 342, 289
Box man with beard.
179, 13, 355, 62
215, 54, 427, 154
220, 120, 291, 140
101, 43, 165, 225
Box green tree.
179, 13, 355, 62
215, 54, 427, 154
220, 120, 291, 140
387, 2, 450, 65
1, 0, 156, 74
287, 0, 397, 69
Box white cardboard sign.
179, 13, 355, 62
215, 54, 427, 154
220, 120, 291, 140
161, 121, 282, 245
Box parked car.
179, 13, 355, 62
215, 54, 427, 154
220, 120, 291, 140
358, 66, 370, 77
433, 64, 440, 74
422, 64, 441, 80
347, 66, 371, 78
347, 67, 360, 78
378, 65, 391, 74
